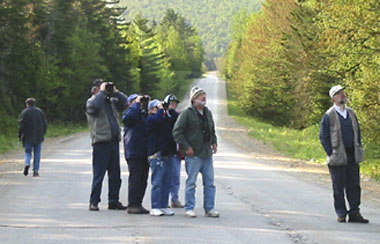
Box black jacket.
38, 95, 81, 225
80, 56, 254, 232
18, 106, 47, 146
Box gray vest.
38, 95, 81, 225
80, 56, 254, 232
326, 106, 364, 166
86, 96, 121, 145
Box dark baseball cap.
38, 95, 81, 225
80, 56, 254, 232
93, 79, 104, 87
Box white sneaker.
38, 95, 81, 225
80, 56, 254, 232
185, 210, 197, 218
204, 209, 219, 218
150, 208, 164, 216
161, 208, 175, 216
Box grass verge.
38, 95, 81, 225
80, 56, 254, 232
227, 85, 380, 181
0, 120, 87, 155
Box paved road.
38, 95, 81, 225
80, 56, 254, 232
0, 73, 379, 244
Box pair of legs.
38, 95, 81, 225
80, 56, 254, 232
150, 154, 173, 209
184, 156, 216, 212
127, 157, 149, 207
90, 141, 122, 205
24, 142, 42, 175
329, 150, 361, 218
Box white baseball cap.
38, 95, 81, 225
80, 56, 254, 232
329, 85, 345, 98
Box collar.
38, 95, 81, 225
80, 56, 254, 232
334, 104, 348, 119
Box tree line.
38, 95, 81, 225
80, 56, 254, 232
119, 0, 262, 69
0, 1, 203, 136
222, 0, 380, 153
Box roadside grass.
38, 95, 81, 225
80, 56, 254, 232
227, 88, 380, 181
0, 120, 87, 155
177, 77, 200, 101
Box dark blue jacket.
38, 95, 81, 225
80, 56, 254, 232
146, 109, 179, 157
122, 102, 148, 159
320, 112, 362, 156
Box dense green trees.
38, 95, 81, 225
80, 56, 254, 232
118, 0, 262, 68
223, 0, 380, 151
0, 1, 203, 137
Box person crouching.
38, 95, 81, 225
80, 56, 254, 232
146, 99, 179, 216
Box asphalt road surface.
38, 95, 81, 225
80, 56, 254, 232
0, 73, 379, 244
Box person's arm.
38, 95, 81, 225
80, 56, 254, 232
18, 110, 25, 140
42, 110, 47, 134
354, 113, 362, 146
86, 91, 106, 116
121, 103, 141, 126
319, 114, 332, 156
209, 110, 217, 146
172, 110, 191, 151
115, 91, 128, 112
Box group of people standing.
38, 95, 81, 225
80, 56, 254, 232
17, 81, 369, 223
85, 80, 219, 218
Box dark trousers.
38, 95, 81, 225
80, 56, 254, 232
328, 149, 361, 217
127, 157, 149, 207
90, 141, 121, 204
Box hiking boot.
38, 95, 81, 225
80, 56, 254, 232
108, 201, 127, 210
348, 212, 369, 223
185, 210, 197, 218
23, 165, 30, 176
161, 208, 175, 216
89, 203, 99, 211
204, 209, 220, 218
171, 200, 184, 208
127, 205, 149, 214
33, 171, 39, 177
337, 216, 346, 223
150, 208, 164, 216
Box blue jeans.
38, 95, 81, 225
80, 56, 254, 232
170, 155, 181, 202
149, 153, 173, 209
184, 156, 216, 212
90, 141, 122, 204
24, 142, 42, 172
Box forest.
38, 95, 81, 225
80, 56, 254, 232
223, 0, 380, 159
118, 0, 262, 68
0, 1, 203, 143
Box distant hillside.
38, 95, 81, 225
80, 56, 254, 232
119, 0, 262, 61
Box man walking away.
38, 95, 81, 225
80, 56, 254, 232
173, 87, 219, 218
320, 85, 369, 223
122, 94, 150, 214
18, 98, 47, 177
86, 79, 128, 211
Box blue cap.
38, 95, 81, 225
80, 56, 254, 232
148, 99, 160, 111
127, 94, 139, 104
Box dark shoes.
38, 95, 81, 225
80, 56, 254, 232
127, 205, 149, 214
33, 171, 39, 177
89, 203, 99, 211
108, 201, 127, 210
23, 165, 30, 176
337, 216, 346, 223
348, 212, 369, 224
171, 200, 184, 208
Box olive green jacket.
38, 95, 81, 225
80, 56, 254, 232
173, 105, 217, 159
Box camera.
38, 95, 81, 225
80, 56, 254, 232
105, 82, 114, 93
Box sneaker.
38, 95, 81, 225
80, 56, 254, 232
161, 208, 175, 216
185, 210, 197, 218
171, 200, 184, 208
150, 208, 164, 216
337, 216, 346, 223
89, 203, 99, 211
33, 171, 39, 177
348, 212, 369, 223
127, 205, 149, 214
108, 201, 127, 210
23, 165, 30, 176
204, 209, 220, 218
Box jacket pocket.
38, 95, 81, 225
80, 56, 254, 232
355, 146, 365, 163
327, 149, 346, 167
